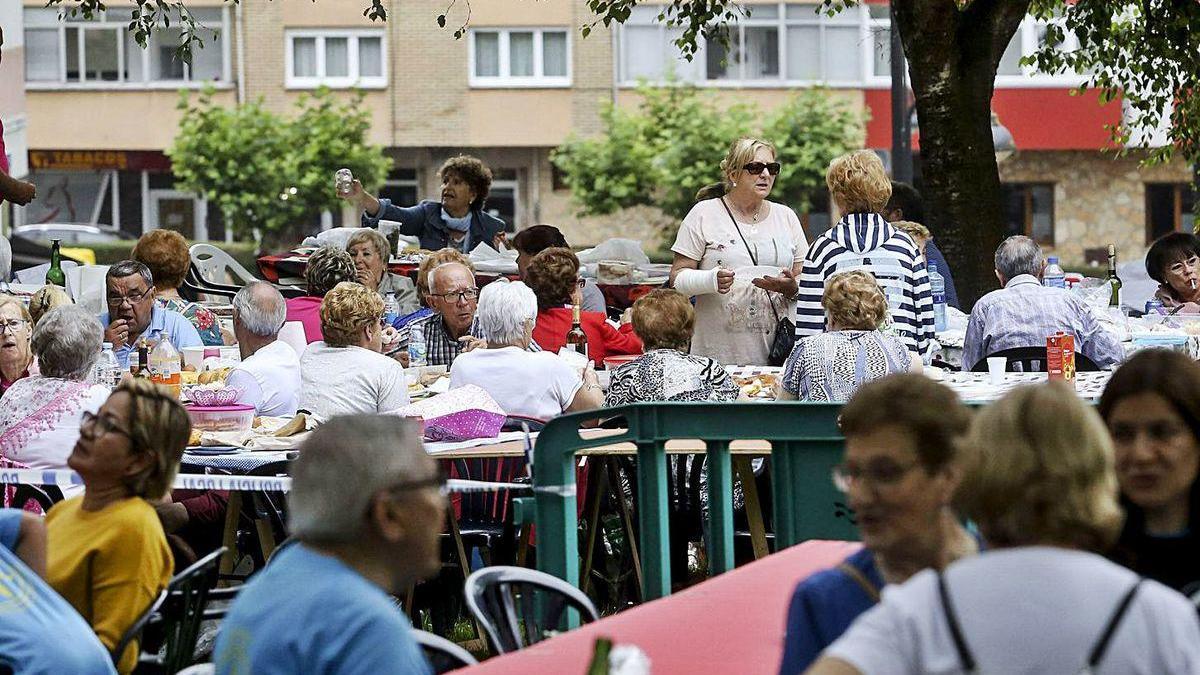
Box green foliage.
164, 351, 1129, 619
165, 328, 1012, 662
167, 86, 391, 240
552, 84, 863, 223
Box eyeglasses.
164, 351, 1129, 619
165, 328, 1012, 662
0, 319, 28, 334
430, 288, 480, 303
80, 410, 132, 440
380, 470, 450, 502
832, 461, 921, 493
107, 287, 151, 306
1168, 256, 1200, 276
742, 161, 781, 176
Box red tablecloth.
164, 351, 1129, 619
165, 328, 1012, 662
459, 540, 859, 675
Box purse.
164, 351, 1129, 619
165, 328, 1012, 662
719, 199, 797, 367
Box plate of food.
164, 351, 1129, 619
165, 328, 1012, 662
734, 373, 778, 400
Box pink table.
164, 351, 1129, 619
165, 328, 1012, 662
459, 540, 860, 674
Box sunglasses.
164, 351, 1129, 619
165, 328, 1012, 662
743, 161, 781, 176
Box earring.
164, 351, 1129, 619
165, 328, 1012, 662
732, 182, 737, 187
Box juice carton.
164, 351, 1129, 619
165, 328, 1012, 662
1047, 332, 1076, 387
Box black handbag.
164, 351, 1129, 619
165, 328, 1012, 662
719, 199, 797, 367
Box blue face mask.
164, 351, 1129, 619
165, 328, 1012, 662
441, 208, 472, 233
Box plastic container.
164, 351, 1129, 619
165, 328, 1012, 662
181, 346, 241, 371
603, 355, 639, 370
929, 263, 948, 332
1043, 256, 1065, 288
186, 404, 255, 433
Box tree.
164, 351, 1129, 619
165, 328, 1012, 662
168, 86, 390, 246
552, 84, 863, 235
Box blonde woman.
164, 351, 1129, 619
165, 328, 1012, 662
345, 228, 419, 315
0, 295, 35, 397
794, 150, 934, 359
299, 281, 409, 422
46, 378, 188, 674
778, 271, 918, 402
807, 383, 1200, 675
669, 137, 808, 366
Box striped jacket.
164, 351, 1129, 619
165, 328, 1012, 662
794, 212, 935, 356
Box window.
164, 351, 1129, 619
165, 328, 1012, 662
24, 7, 227, 86
285, 30, 387, 88
1002, 183, 1055, 245
469, 29, 571, 87
379, 169, 420, 209
1146, 183, 1197, 244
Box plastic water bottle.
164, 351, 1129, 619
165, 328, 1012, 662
929, 263, 948, 332
383, 292, 400, 326
1043, 256, 1066, 288
94, 342, 121, 390
408, 320, 427, 367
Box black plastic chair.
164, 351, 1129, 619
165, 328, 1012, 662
464, 565, 600, 654
969, 346, 1101, 373
412, 629, 478, 673
8, 483, 64, 513
112, 547, 227, 673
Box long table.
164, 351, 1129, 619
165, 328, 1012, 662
460, 539, 859, 674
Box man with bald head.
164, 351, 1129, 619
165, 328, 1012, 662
400, 261, 481, 366
227, 281, 301, 415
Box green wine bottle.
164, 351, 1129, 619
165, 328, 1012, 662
46, 239, 66, 287
585, 637, 612, 675
1106, 243, 1122, 308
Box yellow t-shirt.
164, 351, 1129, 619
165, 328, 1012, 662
46, 495, 173, 674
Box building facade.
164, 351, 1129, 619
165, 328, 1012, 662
11, 0, 1195, 264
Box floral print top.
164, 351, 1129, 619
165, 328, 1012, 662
157, 297, 223, 346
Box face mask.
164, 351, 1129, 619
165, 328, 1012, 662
441, 208, 472, 233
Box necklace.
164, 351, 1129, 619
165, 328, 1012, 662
729, 198, 766, 222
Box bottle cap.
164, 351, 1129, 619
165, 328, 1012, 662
102, 342, 113, 349
1048, 256, 1059, 264
928, 263, 938, 273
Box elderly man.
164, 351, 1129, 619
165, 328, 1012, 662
215, 416, 442, 675
400, 261, 480, 366
962, 235, 1123, 370
227, 281, 301, 416
99, 260, 202, 369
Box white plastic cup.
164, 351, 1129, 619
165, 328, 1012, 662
986, 357, 1007, 385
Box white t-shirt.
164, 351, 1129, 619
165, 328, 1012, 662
299, 342, 409, 423
671, 198, 808, 366
227, 340, 302, 417
826, 547, 1200, 675
449, 347, 583, 421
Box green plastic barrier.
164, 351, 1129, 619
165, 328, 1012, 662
530, 401, 853, 601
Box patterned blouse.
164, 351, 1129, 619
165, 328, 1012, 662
605, 349, 739, 406
157, 297, 222, 347
782, 330, 911, 402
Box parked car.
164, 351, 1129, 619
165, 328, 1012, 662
12, 223, 135, 245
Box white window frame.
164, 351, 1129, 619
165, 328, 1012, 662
284, 29, 388, 89
147, 188, 208, 240
487, 179, 522, 229
24, 6, 232, 90
468, 28, 572, 88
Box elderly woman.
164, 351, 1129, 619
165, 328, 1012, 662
526, 248, 642, 364
285, 246, 358, 344
450, 281, 602, 420
780, 374, 976, 673
345, 228, 419, 316
299, 282, 409, 422
1098, 349, 1200, 592
795, 151, 933, 358
778, 271, 917, 402
0, 296, 34, 397
28, 284, 72, 326
1146, 232, 1200, 314
345, 155, 507, 253
807, 383, 1200, 675
513, 225, 606, 314
669, 137, 808, 366
131, 229, 226, 346
46, 378, 186, 674
0, 306, 108, 497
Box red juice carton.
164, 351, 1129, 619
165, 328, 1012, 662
1047, 332, 1076, 386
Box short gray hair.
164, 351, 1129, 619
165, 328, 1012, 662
289, 415, 431, 543
32, 306, 102, 380
107, 260, 155, 289
428, 261, 473, 295
475, 280, 536, 347
232, 281, 286, 337
994, 235, 1043, 280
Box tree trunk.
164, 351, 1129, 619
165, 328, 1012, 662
894, 0, 1030, 308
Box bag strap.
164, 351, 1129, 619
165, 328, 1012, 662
936, 571, 977, 672
837, 562, 881, 604
1086, 579, 1143, 668
719, 198, 783, 325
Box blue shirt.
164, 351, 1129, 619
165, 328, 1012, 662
778, 548, 884, 675
215, 543, 432, 675
0, 509, 117, 675
99, 305, 204, 369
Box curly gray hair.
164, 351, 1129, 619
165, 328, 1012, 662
305, 246, 358, 297
32, 306, 102, 380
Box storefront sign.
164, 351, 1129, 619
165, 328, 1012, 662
29, 149, 171, 172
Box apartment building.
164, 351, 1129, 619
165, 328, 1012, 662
11, 0, 1195, 263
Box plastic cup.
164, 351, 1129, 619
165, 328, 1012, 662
986, 357, 1007, 385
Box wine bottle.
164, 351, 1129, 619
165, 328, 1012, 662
45, 239, 66, 287
585, 637, 612, 675
132, 338, 151, 378
566, 303, 588, 358
1107, 243, 1122, 308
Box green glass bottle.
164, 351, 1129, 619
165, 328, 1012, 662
1107, 243, 1122, 308
46, 239, 66, 287
585, 637, 612, 675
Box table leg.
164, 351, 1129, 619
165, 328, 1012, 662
447, 507, 487, 646
579, 460, 609, 596
606, 458, 643, 601
218, 491, 242, 582
734, 457, 769, 560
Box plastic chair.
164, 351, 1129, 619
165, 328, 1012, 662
190, 243, 260, 288
464, 565, 600, 654
8, 483, 64, 514
176, 664, 215, 675
412, 629, 478, 673
969, 346, 1101, 373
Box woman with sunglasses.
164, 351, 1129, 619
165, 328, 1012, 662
670, 137, 808, 366
525, 247, 643, 364
46, 377, 188, 674
779, 374, 976, 674
1146, 232, 1200, 314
